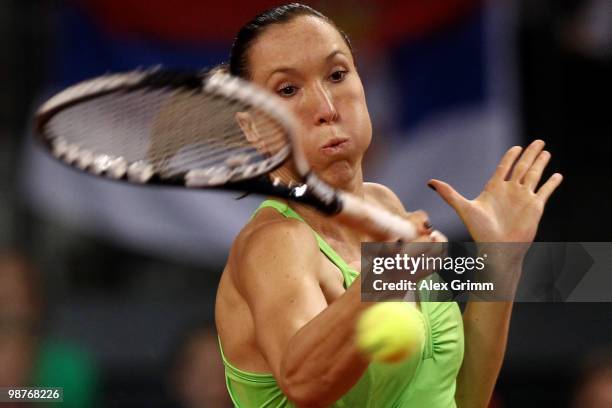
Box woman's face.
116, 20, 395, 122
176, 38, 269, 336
247, 16, 372, 188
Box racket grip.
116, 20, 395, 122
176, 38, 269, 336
335, 193, 418, 242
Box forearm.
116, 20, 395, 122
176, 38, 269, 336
456, 255, 521, 408
279, 276, 370, 407
455, 301, 513, 408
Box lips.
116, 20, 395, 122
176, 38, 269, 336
321, 137, 350, 154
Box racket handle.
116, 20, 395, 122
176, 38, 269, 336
335, 193, 418, 242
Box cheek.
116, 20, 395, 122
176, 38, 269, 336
340, 85, 372, 150
299, 133, 322, 163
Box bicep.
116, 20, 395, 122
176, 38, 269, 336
238, 223, 328, 379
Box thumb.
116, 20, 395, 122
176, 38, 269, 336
427, 179, 469, 214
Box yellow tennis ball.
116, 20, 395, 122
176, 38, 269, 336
356, 302, 425, 363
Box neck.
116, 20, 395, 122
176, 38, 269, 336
293, 166, 366, 243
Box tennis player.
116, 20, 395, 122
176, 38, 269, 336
215, 4, 562, 407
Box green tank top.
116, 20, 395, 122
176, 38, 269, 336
219, 199, 464, 407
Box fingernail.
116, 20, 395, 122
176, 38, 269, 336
427, 183, 436, 192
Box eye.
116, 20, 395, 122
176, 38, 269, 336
277, 84, 298, 97
329, 69, 348, 82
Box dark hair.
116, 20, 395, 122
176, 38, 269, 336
229, 3, 353, 78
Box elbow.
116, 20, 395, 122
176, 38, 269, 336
282, 387, 329, 408
279, 370, 333, 408
278, 344, 368, 407
284, 390, 325, 408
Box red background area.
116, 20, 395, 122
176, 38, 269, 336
75, 0, 480, 44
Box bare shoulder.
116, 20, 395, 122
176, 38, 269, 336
228, 207, 322, 296
218, 207, 330, 376
236, 207, 320, 260
363, 182, 407, 214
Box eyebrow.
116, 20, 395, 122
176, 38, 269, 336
265, 49, 349, 82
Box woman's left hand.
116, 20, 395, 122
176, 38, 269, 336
427, 140, 563, 244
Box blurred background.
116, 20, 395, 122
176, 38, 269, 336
1, 0, 611, 407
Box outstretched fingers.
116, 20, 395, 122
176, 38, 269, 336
523, 150, 551, 191
427, 179, 469, 215
510, 139, 546, 183
536, 173, 563, 203
492, 146, 523, 182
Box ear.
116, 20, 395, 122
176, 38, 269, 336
235, 112, 259, 144
236, 111, 272, 156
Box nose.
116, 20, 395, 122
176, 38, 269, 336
310, 82, 338, 125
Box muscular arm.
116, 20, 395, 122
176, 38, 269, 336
237, 186, 434, 407
237, 219, 370, 408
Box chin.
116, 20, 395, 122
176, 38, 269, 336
319, 160, 358, 188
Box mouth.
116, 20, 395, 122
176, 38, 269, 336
320, 137, 350, 154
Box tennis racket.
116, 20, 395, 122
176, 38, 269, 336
34, 67, 421, 241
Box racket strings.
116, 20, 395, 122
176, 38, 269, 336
44, 85, 292, 183
147, 95, 287, 174
50, 90, 285, 159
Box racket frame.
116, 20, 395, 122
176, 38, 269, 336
35, 67, 419, 241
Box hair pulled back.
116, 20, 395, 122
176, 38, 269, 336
229, 3, 353, 78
